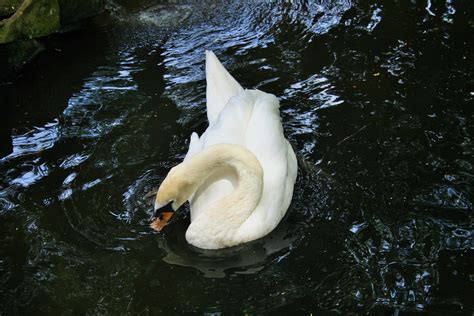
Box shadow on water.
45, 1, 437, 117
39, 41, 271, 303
1, 0, 473, 314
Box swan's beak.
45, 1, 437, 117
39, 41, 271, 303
150, 201, 174, 232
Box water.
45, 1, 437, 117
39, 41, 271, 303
1, 0, 473, 314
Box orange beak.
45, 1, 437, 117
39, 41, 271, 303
150, 211, 174, 232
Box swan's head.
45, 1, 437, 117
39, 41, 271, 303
152, 165, 195, 231
155, 165, 195, 210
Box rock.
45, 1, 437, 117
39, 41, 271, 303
0, 0, 104, 80
58, 0, 104, 29
0, 0, 60, 44
0, 0, 21, 18
0, 0, 104, 43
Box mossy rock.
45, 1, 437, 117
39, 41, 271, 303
0, 0, 60, 44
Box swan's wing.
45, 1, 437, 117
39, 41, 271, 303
205, 50, 243, 125
236, 90, 298, 241
201, 91, 255, 147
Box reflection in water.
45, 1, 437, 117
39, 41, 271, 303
0, 0, 473, 314
160, 218, 296, 278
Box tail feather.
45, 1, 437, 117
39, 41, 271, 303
205, 50, 243, 124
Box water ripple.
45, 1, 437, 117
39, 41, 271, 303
1, 0, 473, 314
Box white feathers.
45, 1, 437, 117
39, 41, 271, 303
177, 51, 297, 248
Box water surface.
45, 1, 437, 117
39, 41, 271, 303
1, 0, 473, 314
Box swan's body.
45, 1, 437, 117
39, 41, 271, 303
155, 51, 297, 249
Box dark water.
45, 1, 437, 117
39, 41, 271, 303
1, 0, 473, 314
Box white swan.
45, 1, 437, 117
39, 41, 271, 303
153, 50, 297, 249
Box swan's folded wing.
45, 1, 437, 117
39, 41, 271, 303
244, 90, 285, 162
236, 90, 297, 239
201, 91, 255, 147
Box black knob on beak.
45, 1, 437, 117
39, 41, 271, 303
153, 201, 174, 219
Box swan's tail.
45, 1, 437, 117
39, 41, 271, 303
206, 50, 243, 124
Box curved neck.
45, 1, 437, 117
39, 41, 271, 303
184, 144, 263, 214
155, 144, 264, 249
174, 144, 263, 245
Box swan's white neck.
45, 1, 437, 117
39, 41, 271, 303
156, 144, 264, 249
